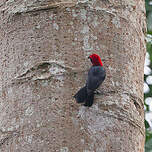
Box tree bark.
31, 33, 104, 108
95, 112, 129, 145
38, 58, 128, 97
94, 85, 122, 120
0, 0, 146, 151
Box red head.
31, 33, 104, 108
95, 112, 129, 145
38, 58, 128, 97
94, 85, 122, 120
88, 54, 103, 66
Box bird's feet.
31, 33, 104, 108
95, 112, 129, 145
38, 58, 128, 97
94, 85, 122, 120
94, 89, 104, 95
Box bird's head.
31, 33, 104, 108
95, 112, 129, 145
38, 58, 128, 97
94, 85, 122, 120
88, 54, 103, 66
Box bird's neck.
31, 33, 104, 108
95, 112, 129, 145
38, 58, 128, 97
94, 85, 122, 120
93, 62, 103, 66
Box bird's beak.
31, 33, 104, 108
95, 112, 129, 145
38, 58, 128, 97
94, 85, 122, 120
88, 57, 92, 63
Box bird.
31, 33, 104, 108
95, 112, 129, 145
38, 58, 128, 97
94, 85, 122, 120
74, 54, 106, 107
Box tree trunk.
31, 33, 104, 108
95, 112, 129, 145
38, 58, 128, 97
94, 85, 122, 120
0, 0, 146, 151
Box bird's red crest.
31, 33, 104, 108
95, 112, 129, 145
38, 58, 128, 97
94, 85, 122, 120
89, 54, 103, 66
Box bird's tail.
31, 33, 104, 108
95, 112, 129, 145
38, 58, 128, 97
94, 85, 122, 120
74, 86, 87, 103
74, 87, 94, 107
84, 92, 94, 107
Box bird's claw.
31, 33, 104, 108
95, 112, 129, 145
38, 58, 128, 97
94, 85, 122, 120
94, 89, 104, 95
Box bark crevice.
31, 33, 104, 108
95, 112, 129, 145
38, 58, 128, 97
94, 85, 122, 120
0, 130, 19, 147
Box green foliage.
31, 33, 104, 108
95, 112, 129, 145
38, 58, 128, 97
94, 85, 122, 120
145, 134, 152, 152
146, 0, 152, 33
145, 0, 152, 12
145, 0, 152, 151
147, 42, 152, 66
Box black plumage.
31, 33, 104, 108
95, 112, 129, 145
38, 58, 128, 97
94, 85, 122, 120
74, 54, 106, 107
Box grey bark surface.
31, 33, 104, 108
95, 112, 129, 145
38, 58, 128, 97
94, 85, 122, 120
0, 0, 146, 151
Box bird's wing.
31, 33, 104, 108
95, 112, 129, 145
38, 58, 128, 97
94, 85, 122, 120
87, 66, 106, 91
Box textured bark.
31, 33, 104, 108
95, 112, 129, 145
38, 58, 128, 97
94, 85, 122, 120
0, 0, 146, 151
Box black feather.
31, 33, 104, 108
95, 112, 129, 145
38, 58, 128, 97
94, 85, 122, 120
74, 86, 87, 103
74, 66, 106, 107
84, 92, 94, 107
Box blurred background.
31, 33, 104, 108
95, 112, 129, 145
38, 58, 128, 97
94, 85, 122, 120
145, 0, 152, 151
